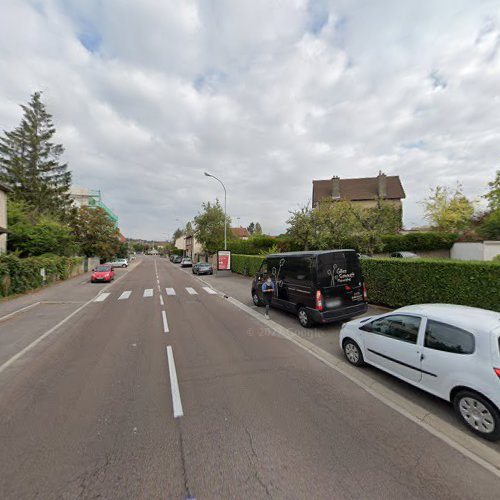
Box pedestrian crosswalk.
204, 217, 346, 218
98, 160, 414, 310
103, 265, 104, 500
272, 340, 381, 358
93, 286, 218, 303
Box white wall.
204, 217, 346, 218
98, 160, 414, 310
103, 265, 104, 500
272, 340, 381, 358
451, 241, 500, 261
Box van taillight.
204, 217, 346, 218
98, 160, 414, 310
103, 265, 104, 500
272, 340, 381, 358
363, 285, 368, 301
494, 368, 500, 379
315, 290, 324, 311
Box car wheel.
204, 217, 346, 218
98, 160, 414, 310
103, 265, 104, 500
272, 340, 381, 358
453, 390, 500, 441
252, 291, 263, 307
342, 339, 365, 367
297, 307, 314, 328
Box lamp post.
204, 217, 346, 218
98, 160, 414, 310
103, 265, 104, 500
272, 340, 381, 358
204, 172, 227, 251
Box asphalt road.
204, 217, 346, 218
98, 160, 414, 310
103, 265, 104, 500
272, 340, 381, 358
1, 256, 499, 499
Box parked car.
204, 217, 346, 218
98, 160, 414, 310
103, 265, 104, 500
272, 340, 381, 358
193, 262, 213, 275
181, 257, 193, 267
340, 304, 500, 441
251, 250, 368, 328
108, 258, 128, 268
172, 255, 182, 264
91, 265, 114, 283
390, 251, 418, 258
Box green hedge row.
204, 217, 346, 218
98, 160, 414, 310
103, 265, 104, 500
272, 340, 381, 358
231, 254, 264, 276
361, 258, 500, 311
0, 254, 83, 297
379, 232, 458, 252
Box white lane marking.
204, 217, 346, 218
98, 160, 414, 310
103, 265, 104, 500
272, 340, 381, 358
118, 291, 132, 300
166, 346, 183, 418
166, 288, 176, 296
202, 287, 217, 295
161, 310, 169, 333
160, 295, 164, 306
94, 293, 110, 302
185, 287, 198, 295
0, 302, 41, 322
143, 289, 154, 298
156, 279, 160, 284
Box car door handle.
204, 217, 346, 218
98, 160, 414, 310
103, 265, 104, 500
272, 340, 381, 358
420, 353, 425, 361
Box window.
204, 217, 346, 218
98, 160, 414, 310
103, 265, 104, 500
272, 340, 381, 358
287, 257, 313, 283
361, 315, 421, 344
259, 262, 268, 275
424, 320, 475, 354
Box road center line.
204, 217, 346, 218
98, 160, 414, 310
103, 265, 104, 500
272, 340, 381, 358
166, 346, 183, 418
161, 310, 169, 333
160, 295, 164, 306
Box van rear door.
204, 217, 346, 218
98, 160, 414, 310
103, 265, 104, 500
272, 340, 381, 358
317, 251, 365, 310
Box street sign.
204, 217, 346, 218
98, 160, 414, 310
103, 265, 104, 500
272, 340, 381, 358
217, 250, 231, 271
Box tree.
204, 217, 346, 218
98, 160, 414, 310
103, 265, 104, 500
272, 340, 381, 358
193, 200, 231, 254
286, 205, 315, 250
72, 206, 120, 261
247, 222, 255, 235
185, 221, 193, 234
7, 199, 77, 257
477, 171, 500, 239
254, 222, 263, 235
423, 184, 474, 233
172, 228, 184, 243
484, 170, 500, 211
0, 92, 73, 219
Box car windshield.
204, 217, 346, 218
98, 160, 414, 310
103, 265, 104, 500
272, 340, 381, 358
95, 266, 110, 272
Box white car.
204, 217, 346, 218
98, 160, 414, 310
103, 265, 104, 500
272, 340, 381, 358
109, 258, 128, 268
340, 304, 500, 441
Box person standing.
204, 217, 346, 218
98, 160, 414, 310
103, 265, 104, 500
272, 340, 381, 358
261, 276, 275, 319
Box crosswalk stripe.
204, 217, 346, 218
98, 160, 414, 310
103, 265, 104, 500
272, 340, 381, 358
94, 293, 110, 302
202, 287, 217, 295
165, 288, 176, 296
118, 291, 132, 300
143, 289, 154, 298
186, 287, 198, 295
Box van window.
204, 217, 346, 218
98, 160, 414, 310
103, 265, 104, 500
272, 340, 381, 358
361, 315, 420, 344
317, 252, 361, 288
287, 257, 313, 283
424, 320, 475, 354
259, 262, 268, 275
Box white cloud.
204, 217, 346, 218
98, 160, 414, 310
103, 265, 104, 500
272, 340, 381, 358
0, 0, 498, 238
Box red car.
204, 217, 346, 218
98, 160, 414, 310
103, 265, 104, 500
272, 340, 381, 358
91, 265, 115, 283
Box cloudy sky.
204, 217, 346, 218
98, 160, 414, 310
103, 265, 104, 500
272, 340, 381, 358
0, 0, 499, 239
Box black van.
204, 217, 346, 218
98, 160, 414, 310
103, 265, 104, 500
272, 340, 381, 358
251, 250, 368, 327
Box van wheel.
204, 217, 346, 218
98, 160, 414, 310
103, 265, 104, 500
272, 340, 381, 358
342, 339, 365, 367
297, 307, 313, 328
453, 390, 500, 441
252, 291, 263, 307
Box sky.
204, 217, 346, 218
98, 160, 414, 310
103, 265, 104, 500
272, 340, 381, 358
0, 0, 499, 239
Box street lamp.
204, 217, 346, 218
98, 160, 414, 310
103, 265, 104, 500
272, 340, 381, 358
204, 171, 227, 251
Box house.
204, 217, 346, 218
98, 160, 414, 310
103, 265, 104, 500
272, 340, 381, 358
185, 234, 204, 260
230, 227, 250, 240
312, 172, 405, 210
0, 182, 12, 254
69, 187, 119, 227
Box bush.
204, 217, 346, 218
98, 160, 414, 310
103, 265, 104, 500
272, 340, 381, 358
0, 254, 83, 297
380, 232, 458, 253
361, 258, 500, 311
231, 254, 264, 276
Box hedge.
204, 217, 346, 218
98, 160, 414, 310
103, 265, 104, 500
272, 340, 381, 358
231, 254, 264, 276
0, 254, 83, 297
380, 232, 458, 253
361, 258, 500, 311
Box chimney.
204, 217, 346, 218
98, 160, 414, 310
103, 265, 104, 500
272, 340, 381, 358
331, 176, 341, 200
377, 171, 387, 199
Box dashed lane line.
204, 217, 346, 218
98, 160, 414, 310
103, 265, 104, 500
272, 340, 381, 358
166, 346, 183, 418
162, 310, 169, 333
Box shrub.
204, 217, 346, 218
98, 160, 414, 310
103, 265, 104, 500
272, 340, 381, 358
361, 258, 500, 311
0, 255, 83, 297
380, 232, 458, 253
231, 254, 264, 276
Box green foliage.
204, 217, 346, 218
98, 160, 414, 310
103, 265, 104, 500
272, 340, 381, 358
254, 222, 263, 235
422, 184, 474, 233
484, 170, 500, 211
380, 232, 458, 252
227, 235, 276, 255
231, 254, 264, 276
361, 258, 500, 311
7, 199, 77, 257
72, 206, 120, 261
247, 222, 255, 235
493, 254, 500, 262
0, 91, 73, 219
0, 254, 82, 297
193, 200, 231, 254
476, 209, 500, 240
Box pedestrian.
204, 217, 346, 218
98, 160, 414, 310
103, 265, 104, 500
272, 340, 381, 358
262, 276, 275, 319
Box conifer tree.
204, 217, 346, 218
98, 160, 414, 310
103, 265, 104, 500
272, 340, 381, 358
0, 91, 72, 218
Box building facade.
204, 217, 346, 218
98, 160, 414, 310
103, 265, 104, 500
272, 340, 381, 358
69, 187, 119, 227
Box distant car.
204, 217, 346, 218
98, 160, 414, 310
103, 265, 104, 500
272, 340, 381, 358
91, 265, 114, 283
193, 262, 213, 275
181, 257, 193, 267
390, 251, 418, 258
340, 304, 500, 441
172, 255, 182, 264
108, 258, 128, 268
